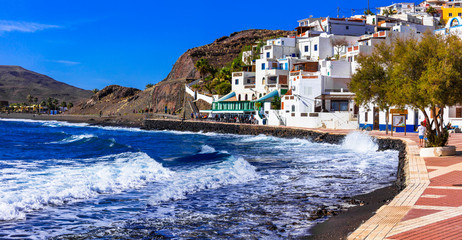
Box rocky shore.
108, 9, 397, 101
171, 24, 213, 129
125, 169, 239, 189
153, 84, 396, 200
1, 114, 407, 239
144, 119, 407, 239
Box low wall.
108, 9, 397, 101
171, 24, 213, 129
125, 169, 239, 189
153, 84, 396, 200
144, 119, 344, 144
143, 119, 406, 186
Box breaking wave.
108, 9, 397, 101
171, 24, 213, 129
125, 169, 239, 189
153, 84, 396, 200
148, 157, 258, 205
0, 152, 172, 221
341, 131, 378, 153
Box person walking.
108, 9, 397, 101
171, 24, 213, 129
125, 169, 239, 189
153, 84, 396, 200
417, 121, 426, 147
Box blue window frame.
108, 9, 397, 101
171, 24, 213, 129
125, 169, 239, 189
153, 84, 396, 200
266, 52, 270, 58
235, 79, 239, 85
304, 45, 309, 52
314, 44, 318, 51
262, 63, 265, 70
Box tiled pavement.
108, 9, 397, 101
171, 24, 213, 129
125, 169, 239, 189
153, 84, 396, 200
345, 131, 462, 240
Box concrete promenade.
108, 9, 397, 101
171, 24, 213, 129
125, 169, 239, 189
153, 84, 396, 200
346, 131, 462, 239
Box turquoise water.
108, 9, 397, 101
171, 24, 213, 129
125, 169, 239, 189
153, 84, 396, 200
0, 119, 398, 239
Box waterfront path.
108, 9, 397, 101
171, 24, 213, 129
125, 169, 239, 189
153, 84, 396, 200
345, 131, 462, 240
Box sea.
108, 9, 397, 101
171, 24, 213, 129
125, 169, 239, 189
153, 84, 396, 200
0, 118, 399, 239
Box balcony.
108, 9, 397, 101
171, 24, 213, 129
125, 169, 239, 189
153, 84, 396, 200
324, 88, 350, 93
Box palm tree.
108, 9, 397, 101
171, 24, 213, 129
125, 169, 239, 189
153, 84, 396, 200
26, 94, 34, 105
52, 99, 59, 110
194, 58, 211, 79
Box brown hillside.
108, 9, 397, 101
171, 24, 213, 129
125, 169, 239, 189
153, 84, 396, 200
163, 29, 294, 82
156, 29, 294, 113
71, 29, 294, 117
0, 65, 93, 104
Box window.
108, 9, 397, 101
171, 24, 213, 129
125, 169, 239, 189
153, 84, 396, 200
304, 87, 312, 96
331, 100, 348, 111
457, 108, 462, 118
292, 105, 295, 112
235, 79, 239, 85
449, 13, 453, 17
304, 45, 309, 52
246, 78, 250, 84
266, 52, 270, 58
314, 44, 318, 51
281, 40, 284, 45
261, 63, 265, 70
245, 95, 248, 101
365, 111, 368, 122
346, 26, 349, 30
459, 12, 462, 17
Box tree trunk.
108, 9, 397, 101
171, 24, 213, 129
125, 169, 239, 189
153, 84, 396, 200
439, 107, 445, 133
385, 108, 389, 134
421, 108, 431, 132
432, 106, 441, 136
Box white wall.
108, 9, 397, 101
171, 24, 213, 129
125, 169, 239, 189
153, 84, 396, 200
268, 110, 358, 129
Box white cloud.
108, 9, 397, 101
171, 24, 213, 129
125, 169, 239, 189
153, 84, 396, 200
54, 60, 80, 65
0, 20, 59, 33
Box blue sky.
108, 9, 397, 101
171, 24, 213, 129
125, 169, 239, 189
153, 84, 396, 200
0, 0, 408, 90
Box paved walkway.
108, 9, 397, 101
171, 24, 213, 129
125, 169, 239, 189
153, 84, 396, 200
346, 131, 462, 240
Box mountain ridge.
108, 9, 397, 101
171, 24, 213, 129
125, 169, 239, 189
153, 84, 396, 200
0, 65, 93, 104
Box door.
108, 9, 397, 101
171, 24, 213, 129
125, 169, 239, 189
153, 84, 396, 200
373, 107, 380, 130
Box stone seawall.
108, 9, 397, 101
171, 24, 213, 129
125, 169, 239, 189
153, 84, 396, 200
144, 119, 407, 189
144, 119, 345, 144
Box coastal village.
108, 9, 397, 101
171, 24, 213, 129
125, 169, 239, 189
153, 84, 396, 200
3, 1, 462, 239
185, 1, 462, 134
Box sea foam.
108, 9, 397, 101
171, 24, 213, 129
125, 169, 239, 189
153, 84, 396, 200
148, 157, 258, 205
199, 145, 217, 154
0, 152, 172, 221
341, 131, 378, 153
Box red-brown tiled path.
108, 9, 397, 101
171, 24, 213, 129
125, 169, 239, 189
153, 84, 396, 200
343, 131, 462, 240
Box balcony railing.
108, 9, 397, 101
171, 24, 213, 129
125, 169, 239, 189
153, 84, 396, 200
324, 88, 350, 93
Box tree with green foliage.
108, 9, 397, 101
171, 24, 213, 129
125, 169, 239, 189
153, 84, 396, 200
26, 94, 34, 105
92, 88, 99, 94
194, 58, 212, 79
351, 32, 462, 146
382, 7, 396, 17
364, 9, 375, 15
215, 81, 231, 95
212, 67, 232, 95
271, 96, 281, 110
67, 102, 74, 109
145, 83, 154, 89
350, 39, 393, 133
203, 81, 214, 94
426, 6, 437, 16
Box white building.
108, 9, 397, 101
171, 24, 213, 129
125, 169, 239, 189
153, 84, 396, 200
202, 12, 458, 130
379, 3, 416, 15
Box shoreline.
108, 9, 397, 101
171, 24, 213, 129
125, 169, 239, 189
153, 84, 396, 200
0, 113, 407, 239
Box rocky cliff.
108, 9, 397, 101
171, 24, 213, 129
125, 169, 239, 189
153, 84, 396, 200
156, 29, 294, 113
164, 29, 293, 81
71, 29, 294, 116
